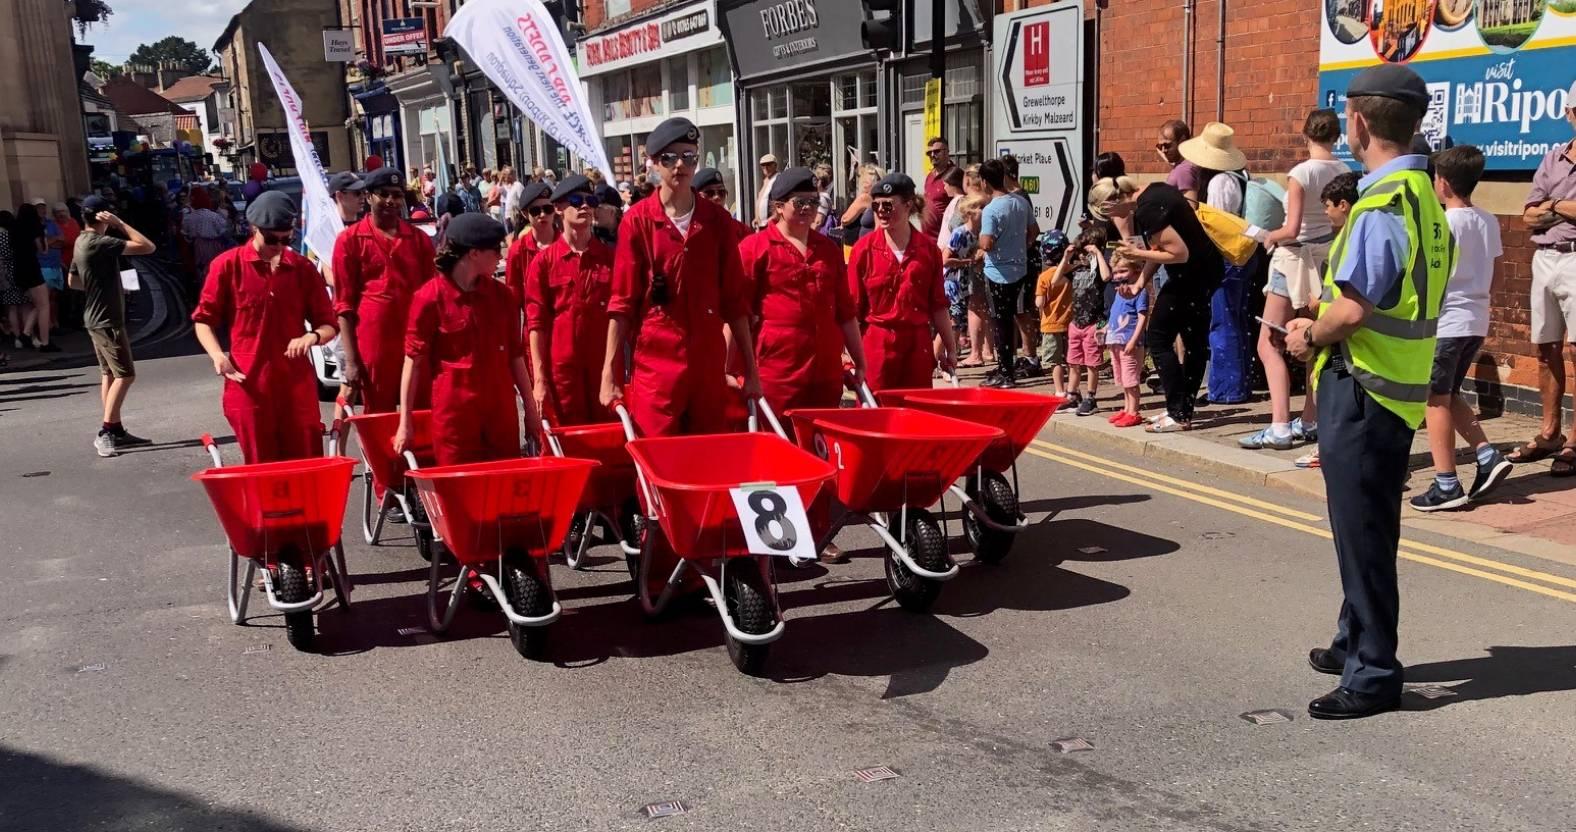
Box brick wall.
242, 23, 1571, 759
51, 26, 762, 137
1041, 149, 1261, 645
584, 0, 676, 31
1013, 0, 1572, 421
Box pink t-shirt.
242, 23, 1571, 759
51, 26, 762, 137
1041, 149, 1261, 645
1166, 160, 1201, 195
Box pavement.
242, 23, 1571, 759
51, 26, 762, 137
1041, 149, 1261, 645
3, 345, 1576, 830
960, 361, 1576, 571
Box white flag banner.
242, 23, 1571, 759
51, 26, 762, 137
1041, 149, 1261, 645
445, 0, 611, 175
257, 42, 344, 265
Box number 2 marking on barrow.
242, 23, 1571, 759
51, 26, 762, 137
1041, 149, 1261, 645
729, 484, 816, 561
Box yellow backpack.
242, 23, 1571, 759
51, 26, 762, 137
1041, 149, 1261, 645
1193, 203, 1257, 266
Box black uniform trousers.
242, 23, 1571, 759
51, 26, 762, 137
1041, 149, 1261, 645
1316, 354, 1414, 699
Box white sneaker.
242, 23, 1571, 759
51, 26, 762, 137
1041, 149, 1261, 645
94, 431, 118, 458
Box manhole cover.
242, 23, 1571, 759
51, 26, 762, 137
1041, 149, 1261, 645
853, 766, 901, 783
1051, 737, 1095, 753
1240, 709, 1294, 726
639, 801, 690, 819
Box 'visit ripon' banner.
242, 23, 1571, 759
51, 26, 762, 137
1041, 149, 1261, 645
1319, 0, 1576, 170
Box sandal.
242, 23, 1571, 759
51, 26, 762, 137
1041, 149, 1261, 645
1553, 446, 1576, 478
1506, 434, 1566, 463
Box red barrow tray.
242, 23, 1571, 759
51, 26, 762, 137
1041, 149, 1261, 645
786, 407, 1003, 513
346, 410, 435, 499
548, 421, 636, 511
405, 457, 597, 566
626, 433, 836, 560
194, 456, 357, 562
875, 387, 1062, 472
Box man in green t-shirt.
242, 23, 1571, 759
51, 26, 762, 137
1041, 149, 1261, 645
70, 195, 156, 457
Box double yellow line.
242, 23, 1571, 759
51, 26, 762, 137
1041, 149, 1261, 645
1025, 439, 1576, 604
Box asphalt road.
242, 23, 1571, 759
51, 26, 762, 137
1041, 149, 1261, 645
2, 351, 1574, 831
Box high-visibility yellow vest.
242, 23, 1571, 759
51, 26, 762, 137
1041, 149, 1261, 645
1313, 166, 1455, 429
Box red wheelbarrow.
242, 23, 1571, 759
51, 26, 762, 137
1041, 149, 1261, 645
871, 385, 1062, 564
540, 419, 643, 573
625, 421, 837, 676
345, 408, 438, 561
193, 428, 356, 652
405, 456, 596, 660
761, 397, 1004, 612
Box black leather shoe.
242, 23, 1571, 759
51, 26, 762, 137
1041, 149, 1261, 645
1308, 648, 1344, 676
1308, 687, 1400, 720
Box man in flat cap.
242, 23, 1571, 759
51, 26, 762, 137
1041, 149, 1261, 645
1285, 63, 1455, 720
331, 166, 436, 416
523, 174, 616, 427
192, 192, 338, 464
72, 195, 158, 458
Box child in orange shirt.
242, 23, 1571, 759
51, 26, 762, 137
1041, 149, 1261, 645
1033, 230, 1073, 404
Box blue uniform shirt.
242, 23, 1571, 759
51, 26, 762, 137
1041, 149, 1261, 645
1332, 155, 1426, 307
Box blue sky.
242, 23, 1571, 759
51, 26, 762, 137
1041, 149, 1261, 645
79, 0, 250, 65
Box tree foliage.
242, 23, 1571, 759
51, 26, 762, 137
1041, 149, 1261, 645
129, 36, 216, 74
90, 59, 122, 79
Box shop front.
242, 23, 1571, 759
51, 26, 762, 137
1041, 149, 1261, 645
719, 0, 882, 225
577, 0, 738, 197
386, 68, 454, 180
351, 82, 404, 172
891, 0, 989, 179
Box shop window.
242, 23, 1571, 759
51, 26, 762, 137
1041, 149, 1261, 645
669, 56, 690, 112
832, 71, 879, 203
604, 71, 631, 122
698, 48, 733, 108
630, 67, 663, 118
700, 124, 737, 212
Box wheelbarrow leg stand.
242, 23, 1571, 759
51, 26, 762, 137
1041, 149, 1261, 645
324, 542, 353, 610
426, 552, 466, 633
227, 548, 257, 625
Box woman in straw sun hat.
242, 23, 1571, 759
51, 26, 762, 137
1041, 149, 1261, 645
1180, 121, 1259, 407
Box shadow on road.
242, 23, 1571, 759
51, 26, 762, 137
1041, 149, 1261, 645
0, 744, 313, 832
1404, 645, 1576, 710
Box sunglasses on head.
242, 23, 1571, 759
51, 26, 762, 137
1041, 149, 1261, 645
871, 199, 899, 214
260, 230, 294, 245
527, 204, 555, 217
563, 193, 601, 209
656, 150, 700, 168
700, 187, 728, 200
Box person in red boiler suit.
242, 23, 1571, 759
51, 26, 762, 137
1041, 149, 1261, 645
525, 174, 615, 427
192, 192, 338, 463
598, 116, 760, 436
332, 166, 435, 413
395, 213, 537, 466
504, 181, 556, 326
848, 173, 958, 391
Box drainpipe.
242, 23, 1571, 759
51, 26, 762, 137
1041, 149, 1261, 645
1215, 0, 1226, 123
1181, 0, 1195, 125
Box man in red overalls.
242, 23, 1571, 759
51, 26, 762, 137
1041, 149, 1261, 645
600, 116, 760, 435
332, 166, 435, 413
525, 174, 615, 427
192, 192, 338, 463
504, 181, 556, 324
396, 213, 535, 465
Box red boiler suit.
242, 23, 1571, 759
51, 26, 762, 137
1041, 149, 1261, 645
609, 195, 750, 437
525, 236, 615, 427
739, 224, 852, 415
405, 275, 523, 466
505, 230, 554, 328
192, 246, 336, 464
848, 229, 945, 392
332, 218, 436, 413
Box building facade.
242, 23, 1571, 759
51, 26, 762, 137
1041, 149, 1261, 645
215, 0, 353, 176
0, 0, 91, 206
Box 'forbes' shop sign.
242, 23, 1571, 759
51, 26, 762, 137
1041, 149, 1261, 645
1318, 1, 1576, 171
719, 0, 870, 81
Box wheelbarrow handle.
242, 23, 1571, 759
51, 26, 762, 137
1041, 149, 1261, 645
326, 419, 344, 457
610, 400, 639, 443
746, 396, 788, 440
539, 419, 565, 458
199, 433, 224, 468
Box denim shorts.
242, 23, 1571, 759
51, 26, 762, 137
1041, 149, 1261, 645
1266, 267, 1291, 299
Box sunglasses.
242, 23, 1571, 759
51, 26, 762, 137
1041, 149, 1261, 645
260, 230, 294, 245
656, 151, 700, 168
527, 204, 555, 217
563, 193, 602, 209
925, 149, 945, 157
779, 195, 819, 211
700, 187, 728, 200
1155, 141, 1175, 151
871, 200, 899, 214
372, 189, 406, 200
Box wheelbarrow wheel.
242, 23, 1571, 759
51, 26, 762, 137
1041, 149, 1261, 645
965, 472, 1019, 565
724, 563, 774, 676
620, 498, 647, 581
563, 513, 591, 570
277, 562, 315, 651
406, 483, 435, 562
886, 509, 947, 612
504, 554, 552, 661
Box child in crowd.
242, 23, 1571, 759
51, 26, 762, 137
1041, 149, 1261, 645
1411, 145, 1514, 511
1105, 251, 1149, 427
1050, 227, 1110, 416
1033, 230, 1072, 401
1292, 170, 1363, 470
944, 197, 986, 346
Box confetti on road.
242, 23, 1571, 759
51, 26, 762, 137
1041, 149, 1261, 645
1408, 684, 1458, 700
76, 663, 106, 673
639, 801, 690, 819
1240, 709, 1294, 726
1051, 737, 1095, 753
244, 645, 271, 655
853, 766, 902, 783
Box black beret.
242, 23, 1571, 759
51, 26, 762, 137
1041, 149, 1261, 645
246, 191, 297, 230
871, 173, 917, 199
1347, 64, 1430, 114
769, 166, 817, 202
444, 212, 507, 249
646, 117, 701, 156
691, 168, 723, 191
594, 184, 622, 206
550, 173, 593, 202
357, 167, 405, 192
327, 171, 361, 195
518, 182, 552, 206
